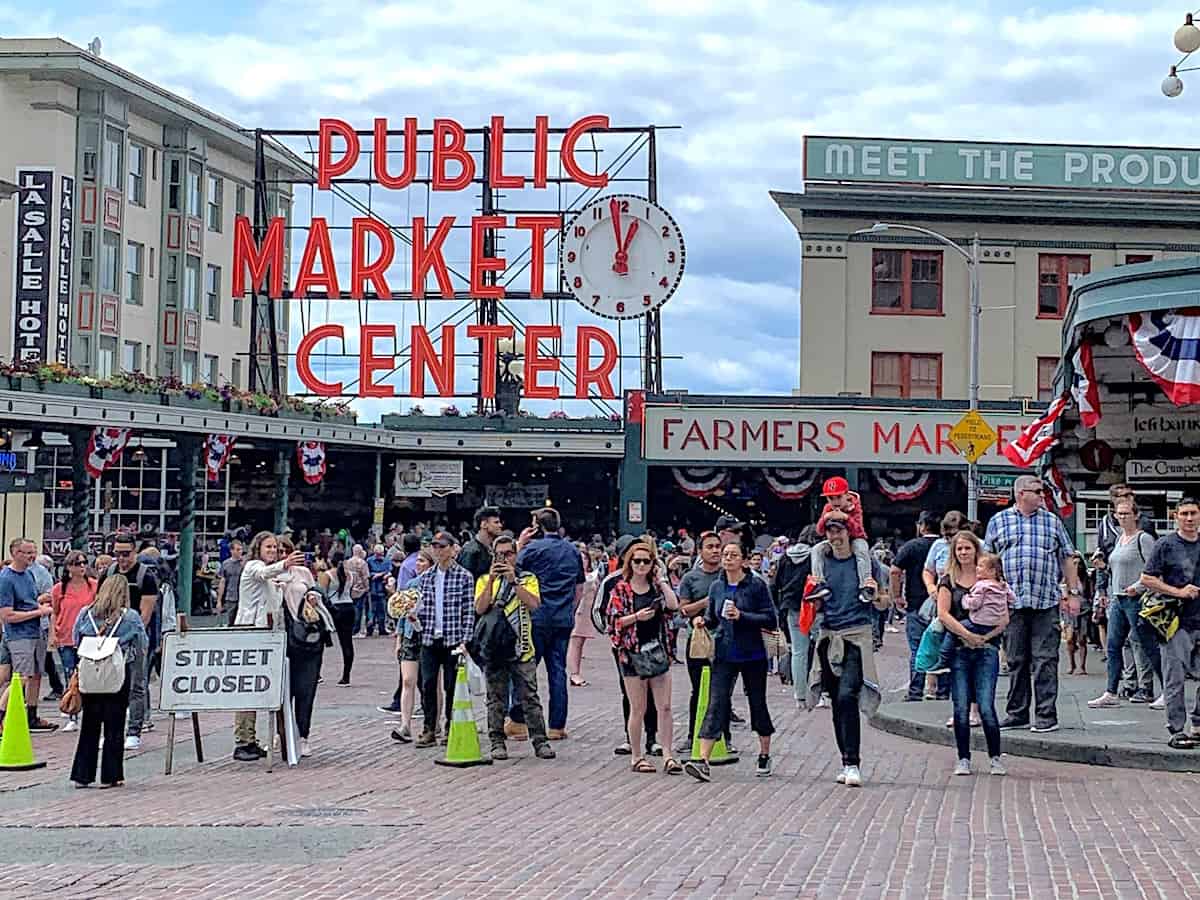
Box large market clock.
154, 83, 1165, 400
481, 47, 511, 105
559, 194, 685, 320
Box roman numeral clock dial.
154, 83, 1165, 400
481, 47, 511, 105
560, 194, 686, 320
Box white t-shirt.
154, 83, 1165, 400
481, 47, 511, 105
434, 568, 447, 637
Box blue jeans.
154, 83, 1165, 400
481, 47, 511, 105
786, 610, 815, 703
1106, 596, 1160, 696
366, 593, 387, 635
352, 596, 366, 634
58, 646, 78, 679
905, 613, 949, 699
509, 624, 571, 730
950, 644, 1001, 761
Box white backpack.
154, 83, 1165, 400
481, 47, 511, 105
77, 611, 126, 694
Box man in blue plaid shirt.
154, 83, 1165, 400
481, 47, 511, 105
984, 474, 1081, 733
414, 531, 476, 748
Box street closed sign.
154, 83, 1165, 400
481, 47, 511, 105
160, 628, 286, 712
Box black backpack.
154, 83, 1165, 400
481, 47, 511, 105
467, 582, 518, 669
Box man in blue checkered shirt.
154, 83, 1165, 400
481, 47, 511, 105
984, 474, 1081, 733
414, 531, 475, 748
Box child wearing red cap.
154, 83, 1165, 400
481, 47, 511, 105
808, 476, 874, 604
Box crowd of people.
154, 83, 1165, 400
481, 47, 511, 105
4, 472, 1200, 789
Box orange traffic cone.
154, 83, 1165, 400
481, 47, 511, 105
0, 674, 47, 771
689, 665, 739, 766
435, 660, 492, 768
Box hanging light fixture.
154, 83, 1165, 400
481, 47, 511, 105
22, 429, 44, 450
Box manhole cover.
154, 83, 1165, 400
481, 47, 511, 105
284, 807, 366, 818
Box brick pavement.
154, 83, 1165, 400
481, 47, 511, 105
3, 631, 1200, 899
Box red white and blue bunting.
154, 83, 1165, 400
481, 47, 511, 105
297, 441, 327, 485
873, 469, 932, 502
1128, 309, 1200, 406
1045, 464, 1075, 518
84, 427, 131, 479
1070, 340, 1102, 428
672, 467, 728, 498
761, 467, 820, 501
1001, 394, 1068, 468
204, 434, 236, 484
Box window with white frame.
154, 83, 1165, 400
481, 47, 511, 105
128, 143, 146, 205
182, 350, 197, 385
207, 175, 223, 232
204, 354, 219, 386
187, 160, 202, 217
125, 241, 143, 305
184, 256, 200, 312
205, 264, 221, 321
101, 231, 120, 293
122, 341, 142, 372
104, 126, 124, 190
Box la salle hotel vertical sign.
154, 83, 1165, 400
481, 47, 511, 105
11, 169, 53, 361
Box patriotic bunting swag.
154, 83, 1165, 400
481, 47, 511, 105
297, 441, 327, 485
671, 467, 728, 498
1001, 394, 1069, 468
873, 469, 932, 502
1128, 309, 1200, 405
1070, 341, 1102, 428
1045, 465, 1075, 518
204, 434, 236, 483
761, 467, 819, 500
84, 427, 131, 478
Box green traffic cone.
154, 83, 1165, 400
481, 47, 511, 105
690, 664, 739, 766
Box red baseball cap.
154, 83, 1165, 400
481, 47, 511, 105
821, 476, 850, 497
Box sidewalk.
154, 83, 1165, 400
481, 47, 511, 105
871, 652, 1200, 772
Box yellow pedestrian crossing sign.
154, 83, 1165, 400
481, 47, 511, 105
948, 410, 997, 464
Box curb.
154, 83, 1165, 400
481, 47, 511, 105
870, 705, 1200, 773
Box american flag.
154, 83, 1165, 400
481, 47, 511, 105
1001, 395, 1068, 468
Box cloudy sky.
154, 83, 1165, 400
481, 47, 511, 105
4, 1, 1191, 419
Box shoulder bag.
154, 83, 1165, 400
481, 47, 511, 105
77, 611, 127, 694
626, 639, 670, 678
688, 623, 715, 661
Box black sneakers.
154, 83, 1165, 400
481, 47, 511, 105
755, 754, 773, 777
684, 760, 711, 782
233, 744, 261, 761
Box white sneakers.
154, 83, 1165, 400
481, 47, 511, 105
954, 759, 972, 776
989, 757, 1007, 776
836, 765, 863, 786
62, 719, 78, 732
300, 739, 312, 758
124, 735, 141, 750
1087, 692, 1121, 708
1150, 695, 1166, 710
952, 756, 1007, 776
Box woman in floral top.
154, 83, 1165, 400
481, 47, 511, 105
606, 540, 681, 774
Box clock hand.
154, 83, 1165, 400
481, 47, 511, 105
610, 199, 623, 273
620, 219, 639, 254
612, 219, 639, 275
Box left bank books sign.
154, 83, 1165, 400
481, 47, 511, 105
642, 405, 1033, 467
12, 169, 53, 362
160, 629, 287, 712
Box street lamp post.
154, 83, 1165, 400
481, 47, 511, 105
1161, 12, 1200, 96
853, 222, 982, 520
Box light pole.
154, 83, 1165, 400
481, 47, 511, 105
1161, 12, 1200, 96
853, 222, 982, 520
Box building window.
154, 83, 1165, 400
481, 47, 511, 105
168, 158, 182, 212
80, 231, 94, 287
1038, 253, 1090, 318
184, 256, 201, 312
182, 351, 197, 385
205, 265, 221, 321
231, 358, 242, 389
149, 247, 155, 279
187, 160, 202, 218
98, 336, 117, 378
207, 175, 223, 232
235, 185, 246, 217
204, 354, 219, 386
871, 352, 942, 399
125, 241, 144, 305
128, 143, 146, 206
122, 341, 142, 372
1037, 356, 1058, 402
871, 249, 942, 314
165, 254, 179, 304
1123, 253, 1154, 265
104, 126, 124, 191
100, 231, 120, 293
232, 295, 244, 327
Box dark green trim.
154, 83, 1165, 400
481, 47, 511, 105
802, 232, 1200, 252
771, 188, 1200, 228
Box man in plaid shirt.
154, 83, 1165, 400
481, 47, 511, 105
414, 531, 475, 748
984, 474, 1081, 733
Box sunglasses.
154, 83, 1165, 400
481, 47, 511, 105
115, 549, 135, 557
631, 557, 653, 565
68, 560, 85, 566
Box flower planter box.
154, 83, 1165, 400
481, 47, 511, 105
47, 382, 92, 399
182, 398, 222, 411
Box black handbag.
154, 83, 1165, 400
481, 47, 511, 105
626, 639, 670, 678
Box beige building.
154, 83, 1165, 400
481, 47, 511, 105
0, 37, 301, 389
773, 136, 1200, 404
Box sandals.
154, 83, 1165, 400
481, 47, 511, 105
569, 677, 590, 687
1168, 732, 1200, 750
631, 757, 656, 773
663, 758, 683, 775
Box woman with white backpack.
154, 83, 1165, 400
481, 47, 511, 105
68, 574, 147, 789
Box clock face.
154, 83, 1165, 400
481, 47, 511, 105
559, 194, 685, 320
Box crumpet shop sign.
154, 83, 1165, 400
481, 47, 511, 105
804, 136, 1200, 192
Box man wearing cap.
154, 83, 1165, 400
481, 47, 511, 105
808, 477, 874, 605
413, 531, 476, 748
807, 517, 888, 788
890, 511, 941, 702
